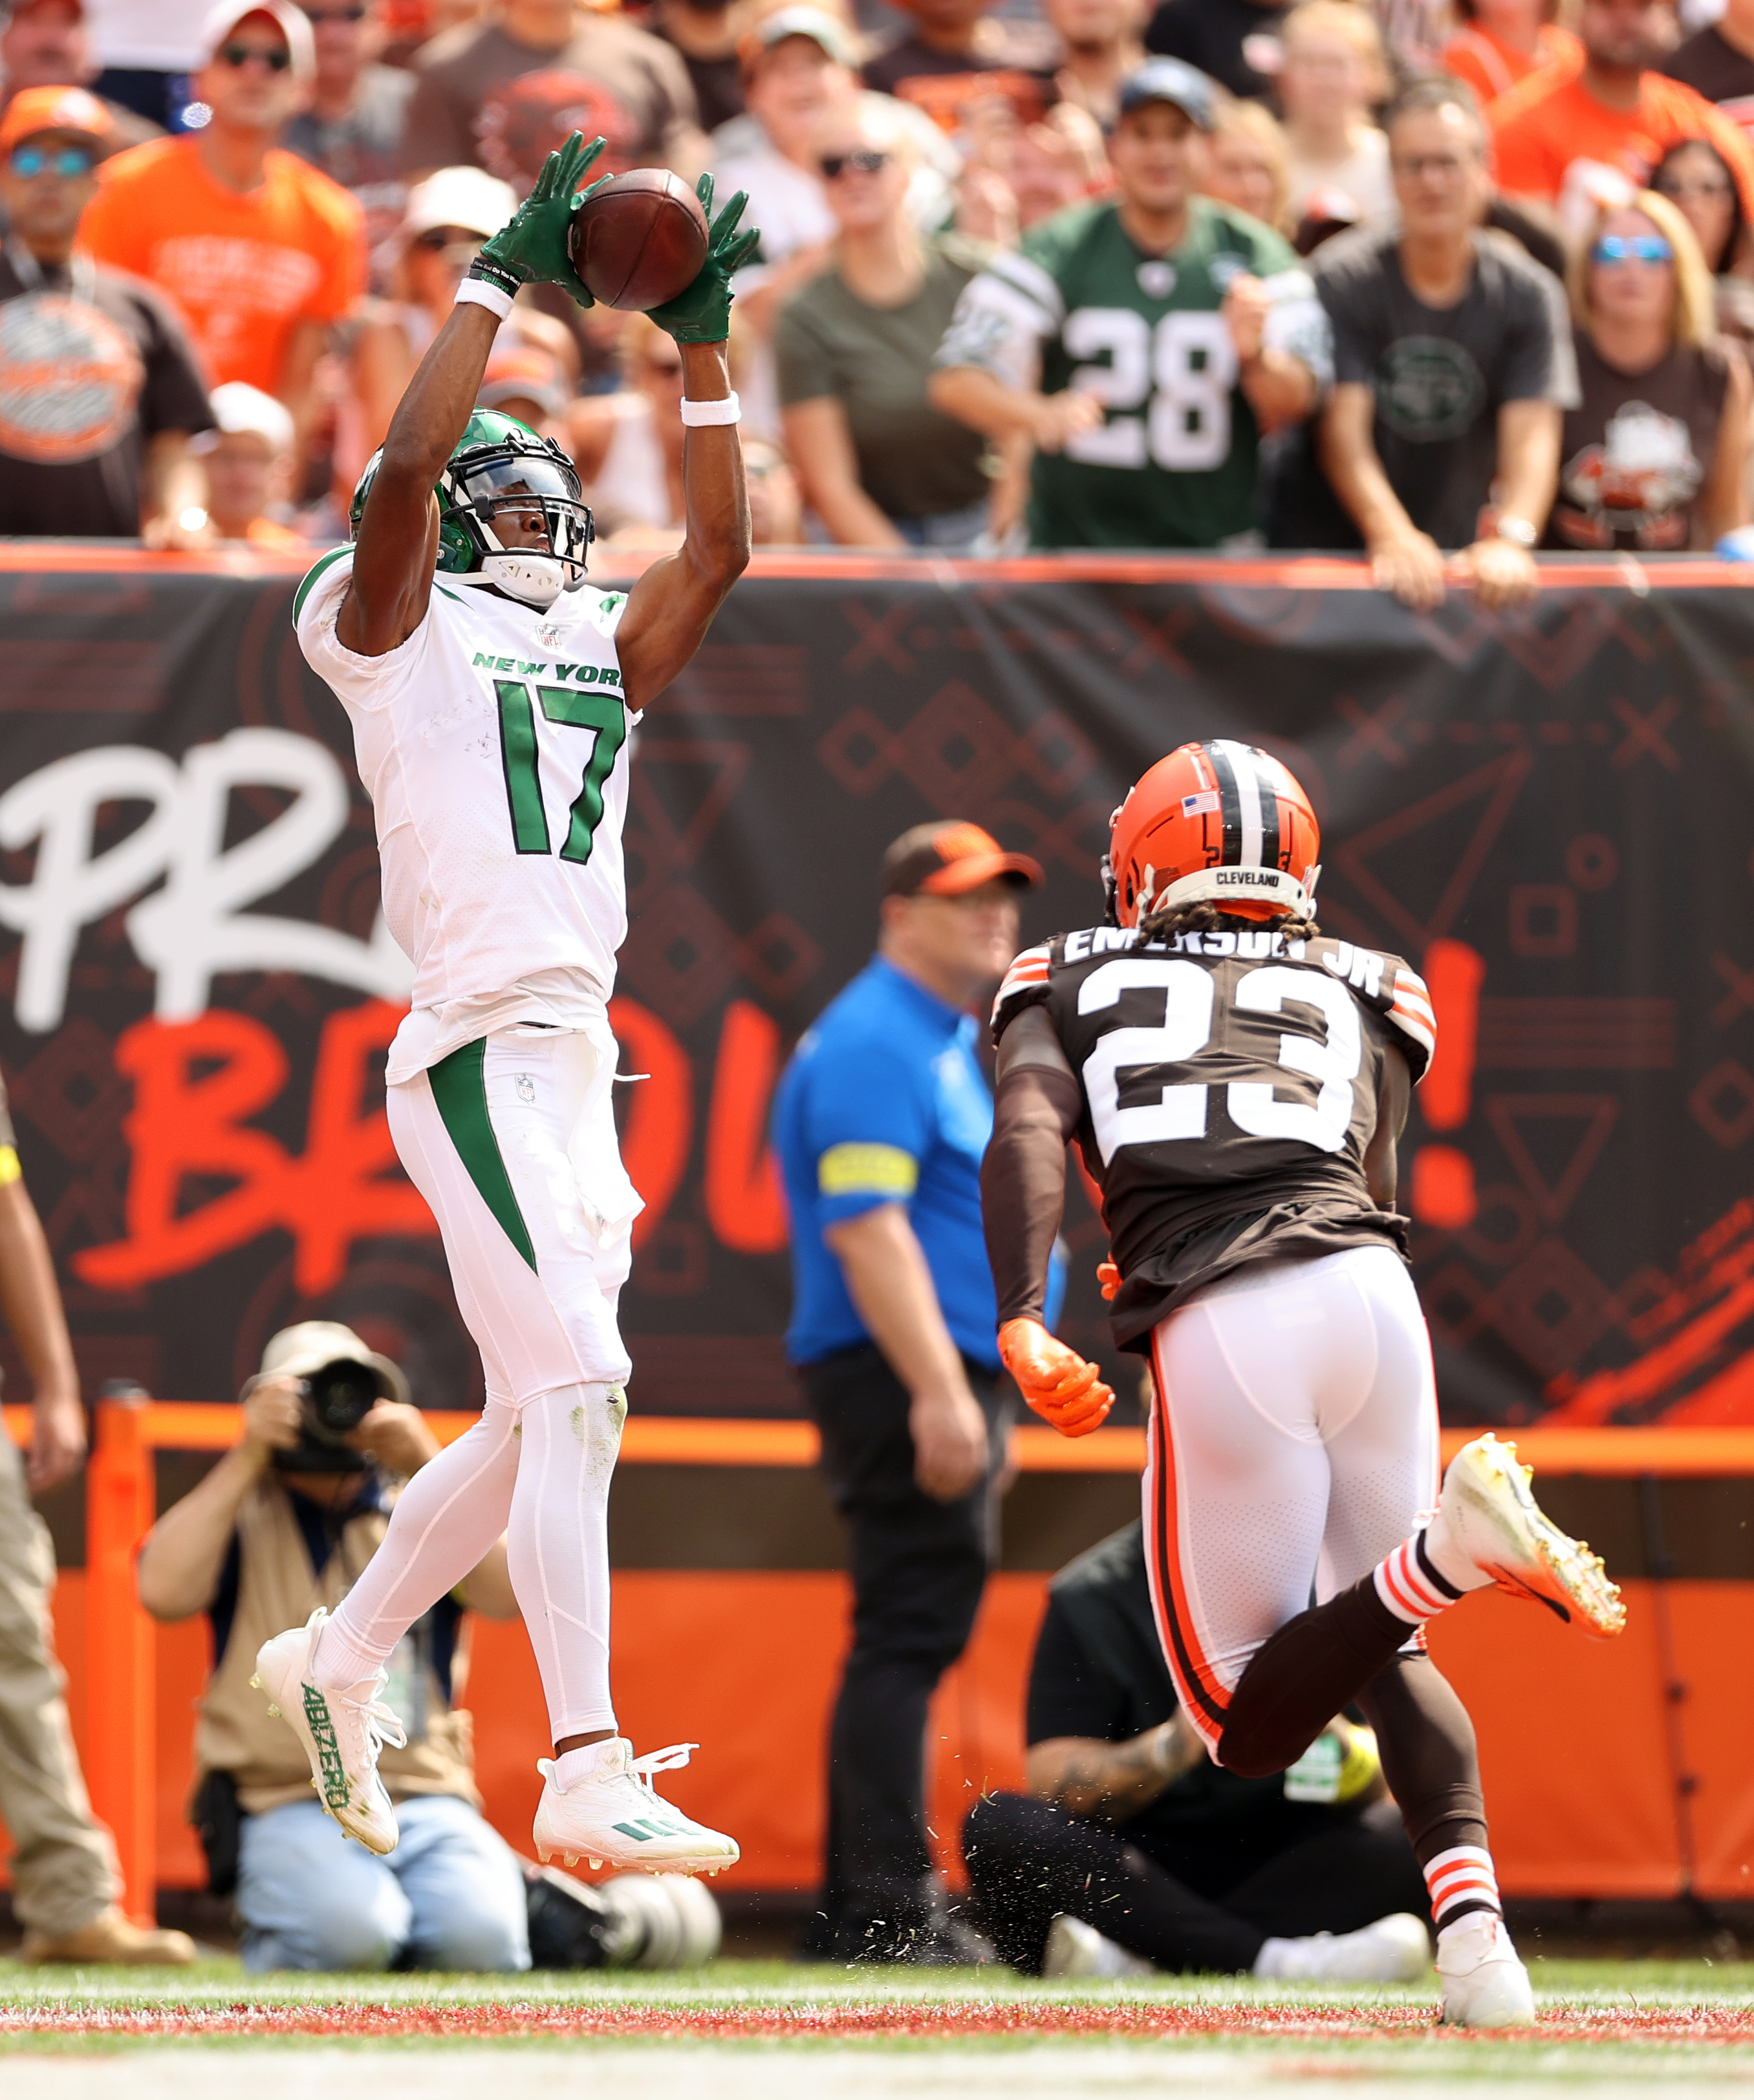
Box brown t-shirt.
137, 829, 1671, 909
1546, 329, 1733, 552
400, 16, 703, 184
0, 250, 212, 537
862, 34, 1052, 133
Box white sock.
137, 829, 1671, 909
552, 1742, 616, 1791
310, 1401, 521, 1693
507, 1383, 622, 1742
1372, 1527, 1488, 1628
1427, 1846, 1502, 1934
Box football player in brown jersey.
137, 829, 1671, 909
982, 740, 1625, 2026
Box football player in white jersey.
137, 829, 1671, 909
256, 135, 755, 1877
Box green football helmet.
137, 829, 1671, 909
350, 411, 594, 608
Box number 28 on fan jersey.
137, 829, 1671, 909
993, 921, 1436, 1346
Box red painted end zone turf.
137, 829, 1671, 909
4, 2003, 1753, 2044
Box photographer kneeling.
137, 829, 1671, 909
138, 1323, 530, 1973
962, 1523, 1432, 1981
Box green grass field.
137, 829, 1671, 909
6, 1960, 1754, 2097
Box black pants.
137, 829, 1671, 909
801, 1344, 1010, 1957
962, 1791, 1428, 1976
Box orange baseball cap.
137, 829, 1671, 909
0, 85, 115, 157
881, 821, 1044, 898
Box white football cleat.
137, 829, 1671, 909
1042, 1914, 1154, 1980
1254, 1911, 1431, 1983
1436, 1911, 1537, 2027
1435, 1433, 1626, 1638
251, 1607, 404, 1855
533, 1739, 740, 1878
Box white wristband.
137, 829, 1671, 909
679, 391, 742, 428
455, 276, 514, 321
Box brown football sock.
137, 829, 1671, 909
1215, 1569, 1411, 1779
1358, 1652, 1498, 1926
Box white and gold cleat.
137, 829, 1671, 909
252, 1607, 404, 1854
1436, 1912, 1537, 2028
533, 1739, 739, 1879
1435, 1434, 1626, 1638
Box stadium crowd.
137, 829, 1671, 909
3, 0, 1753, 587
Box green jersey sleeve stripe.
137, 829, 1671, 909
292, 544, 353, 625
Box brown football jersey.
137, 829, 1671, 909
991, 922, 1436, 1348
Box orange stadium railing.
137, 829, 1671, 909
6, 1397, 1754, 1919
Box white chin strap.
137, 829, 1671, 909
453, 552, 568, 607
1140, 862, 1319, 922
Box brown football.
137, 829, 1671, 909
568, 169, 710, 312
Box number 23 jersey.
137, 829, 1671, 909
296, 547, 633, 1079
992, 923, 1436, 1348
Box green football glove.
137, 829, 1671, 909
468, 130, 609, 310
647, 175, 761, 345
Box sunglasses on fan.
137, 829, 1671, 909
1592, 233, 1673, 265
820, 149, 888, 179
9, 144, 96, 177
219, 41, 293, 69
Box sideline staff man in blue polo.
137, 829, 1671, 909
775, 820, 1051, 1963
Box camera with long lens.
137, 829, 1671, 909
273, 1356, 391, 1473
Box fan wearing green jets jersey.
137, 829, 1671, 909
929, 58, 1332, 550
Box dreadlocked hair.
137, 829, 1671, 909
1138, 899, 1321, 945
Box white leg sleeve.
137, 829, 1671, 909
505, 1381, 623, 1742
314, 1402, 521, 1690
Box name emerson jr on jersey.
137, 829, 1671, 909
1053, 917, 1403, 1004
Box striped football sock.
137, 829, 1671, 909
1372, 1531, 1467, 1626
1425, 1845, 1502, 1931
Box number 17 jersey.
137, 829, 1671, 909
992, 922, 1436, 1349
296, 547, 633, 1083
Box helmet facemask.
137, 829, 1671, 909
349, 415, 595, 611
446, 449, 594, 608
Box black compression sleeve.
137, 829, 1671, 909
982, 1061, 1083, 1327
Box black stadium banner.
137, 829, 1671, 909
0, 554, 1750, 1432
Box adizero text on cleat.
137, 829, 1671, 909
1435, 1433, 1626, 1638
252, 1607, 404, 1854
533, 1740, 739, 1878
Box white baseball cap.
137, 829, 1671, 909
259, 1319, 410, 1407
404, 165, 519, 242
195, 381, 296, 455
199, 1, 316, 82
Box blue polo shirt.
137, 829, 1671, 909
775, 955, 1002, 1370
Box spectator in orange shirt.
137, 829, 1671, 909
1489, 0, 1754, 225
78, 0, 365, 447
1440, 1, 1581, 111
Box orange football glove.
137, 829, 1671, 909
998, 1317, 1115, 1438
1096, 1259, 1121, 1301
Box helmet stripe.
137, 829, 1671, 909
1202, 741, 1242, 863
1252, 753, 1282, 871
1230, 748, 1263, 868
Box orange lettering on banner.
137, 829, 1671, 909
608, 997, 691, 1251
704, 999, 788, 1254
76, 1001, 434, 1297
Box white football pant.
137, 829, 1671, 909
314, 1021, 639, 1740
1142, 1244, 1440, 1757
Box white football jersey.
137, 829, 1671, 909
296, 548, 635, 1081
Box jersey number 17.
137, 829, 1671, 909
494, 678, 627, 868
